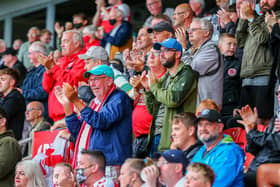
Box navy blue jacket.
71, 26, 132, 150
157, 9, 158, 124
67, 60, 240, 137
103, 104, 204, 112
101, 21, 132, 47
22, 65, 48, 117
66, 89, 133, 165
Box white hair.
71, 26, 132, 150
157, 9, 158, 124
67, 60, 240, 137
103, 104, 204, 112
16, 160, 48, 187
63, 30, 84, 49
30, 41, 47, 56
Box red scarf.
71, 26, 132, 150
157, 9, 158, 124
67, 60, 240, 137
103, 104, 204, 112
72, 84, 116, 168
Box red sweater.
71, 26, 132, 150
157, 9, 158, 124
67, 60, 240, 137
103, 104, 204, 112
42, 50, 87, 121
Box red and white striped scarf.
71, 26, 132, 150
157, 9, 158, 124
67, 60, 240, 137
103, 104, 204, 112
72, 84, 116, 168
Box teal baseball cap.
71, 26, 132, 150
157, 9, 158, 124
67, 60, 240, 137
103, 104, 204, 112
84, 64, 114, 79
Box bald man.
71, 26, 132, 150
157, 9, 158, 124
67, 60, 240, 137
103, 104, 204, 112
174, 3, 194, 49
25, 101, 51, 155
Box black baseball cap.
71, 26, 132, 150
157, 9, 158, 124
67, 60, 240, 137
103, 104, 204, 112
196, 109, 222, 123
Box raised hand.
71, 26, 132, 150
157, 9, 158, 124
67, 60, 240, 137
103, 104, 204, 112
54, 22, 64, 37
36, 52, 55, 70
237, 105, 258, 132
62, 82, 78, 103
175, 27, 187, 49
54, 85, 70, 105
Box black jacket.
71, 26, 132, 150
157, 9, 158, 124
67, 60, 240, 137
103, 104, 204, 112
221, 55, 241, 116
0, 89, 26, 140
246, 116, 280, 172
183, 141, 203, 166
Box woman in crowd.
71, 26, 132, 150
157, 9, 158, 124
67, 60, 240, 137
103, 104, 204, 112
15, 160, 47, 187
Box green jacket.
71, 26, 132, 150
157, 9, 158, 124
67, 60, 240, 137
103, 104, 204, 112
0, 130, 22, 187
236, 11, 280, 78
145, 63, 197, 151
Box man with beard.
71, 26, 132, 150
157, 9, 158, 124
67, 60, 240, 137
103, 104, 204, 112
192, 109, 244, 187
141, 38, 197, 154
236, 0, 280, 126
182, 18, 224, 108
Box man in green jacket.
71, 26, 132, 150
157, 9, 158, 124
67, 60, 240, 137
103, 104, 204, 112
0, 107, 22, 187
141, 38, 197, 153
236, 0, 280, 124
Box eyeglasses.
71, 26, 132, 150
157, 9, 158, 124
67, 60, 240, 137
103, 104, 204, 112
148, 51, 161, 56
187, 28, 205, 33
88, 76, 107, 82
156, 160, 169, 166
173, 11, 185, 16
161, 48, 177, 53
26, 108, 41, 112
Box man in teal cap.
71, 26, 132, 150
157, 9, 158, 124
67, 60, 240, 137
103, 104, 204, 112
55, 64, 133, 180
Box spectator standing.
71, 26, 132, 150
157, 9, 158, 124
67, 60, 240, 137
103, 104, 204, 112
1, 48, 27, 87
18, 27, 40, 71
173, 3, 194, 49
182, 18, 223, 108
0, 68, 26, 140
144, 0, 174, 27
39, 30, 87, 124
0, 107, 22, 187
218, 33, 241, 117
55, 65, 133, 179
40, 29, 53, 54
236, 0, 280, 124
12, 39, 23, 53
93, 0, 131, 33
141, 38, 197, 153
22, 41, 49, 119
96, 7, 133, 59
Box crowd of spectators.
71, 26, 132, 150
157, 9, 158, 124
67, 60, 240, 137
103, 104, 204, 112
0, 0, 280, 186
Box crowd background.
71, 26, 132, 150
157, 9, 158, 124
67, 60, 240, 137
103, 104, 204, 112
0, 0, 280, 187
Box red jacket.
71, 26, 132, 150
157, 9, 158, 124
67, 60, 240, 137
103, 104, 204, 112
42, 50, 87, 121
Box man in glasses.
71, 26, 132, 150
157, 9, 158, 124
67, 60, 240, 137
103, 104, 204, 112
182, 18, 223, 109
141, 38, 197, 154
55, 64, 133, 180
76, 149, 115, 186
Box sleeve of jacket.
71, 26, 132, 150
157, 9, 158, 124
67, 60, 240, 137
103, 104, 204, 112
0, 139, 21, 178
80, 93, 131, 130
102, 22, 132, 46
42, 72, 56, 93
65, 113, 83, 139
23, 85, 48, 101
225, 21, 237, 34
144, 91, 158, 115
236, 19, 249, 48
246, 129, 268, 155
211, 146, 244, 187
247, 17, 270, 45
190, 45, 220, 76
149, 67, 196, 108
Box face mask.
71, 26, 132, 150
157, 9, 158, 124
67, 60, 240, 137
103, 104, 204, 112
109, 19, 117, 26
76, 168, 87, 184
83, 35, 90, 43
73, 23, 83, 29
